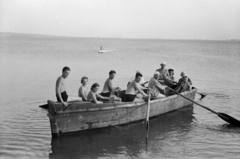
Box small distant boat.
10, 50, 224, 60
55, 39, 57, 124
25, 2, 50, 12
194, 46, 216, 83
98, 46, 108, 53
98, 49, 108, 53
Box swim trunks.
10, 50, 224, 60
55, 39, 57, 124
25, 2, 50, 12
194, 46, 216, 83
56, 91, 68, 102
125, 94, 136, 102
101, 92, 111, 97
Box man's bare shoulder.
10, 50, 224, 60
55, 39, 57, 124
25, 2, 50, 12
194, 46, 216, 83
56, 76, 64, 83
106, 78, 112, 84
133, 81, 139, 87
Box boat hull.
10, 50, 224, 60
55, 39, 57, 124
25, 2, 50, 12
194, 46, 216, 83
48, 89, 197, 136
98, 50, 108, 53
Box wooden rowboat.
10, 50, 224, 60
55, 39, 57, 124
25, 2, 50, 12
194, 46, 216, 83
47, 89, 197, 137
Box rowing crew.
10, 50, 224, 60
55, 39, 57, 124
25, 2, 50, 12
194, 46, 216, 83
56, 64, 192, 106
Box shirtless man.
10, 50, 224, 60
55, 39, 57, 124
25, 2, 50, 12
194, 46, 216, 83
101, 70, 120, 97
125, 72, 148, 102
156, 62, 169, 85
55, 66, 70, 107
127, 70, 148, 93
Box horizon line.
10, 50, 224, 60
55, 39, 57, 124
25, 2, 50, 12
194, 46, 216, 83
1, 31, 239, 42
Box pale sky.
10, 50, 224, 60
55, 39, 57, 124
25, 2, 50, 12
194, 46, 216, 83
0, 0, 240, 40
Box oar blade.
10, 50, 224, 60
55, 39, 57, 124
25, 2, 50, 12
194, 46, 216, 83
39, 104, 48, 109
199, 93, 206, 100
218, 112, 240, 127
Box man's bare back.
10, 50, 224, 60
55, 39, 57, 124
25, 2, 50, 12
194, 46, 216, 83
55, 76, 66, 94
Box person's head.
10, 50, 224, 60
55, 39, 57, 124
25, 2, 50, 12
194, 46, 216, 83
109, 70, 116, 79
183, 76, 188, 82
168, 69, 174, 75
160, 62, 166, 68
153, 71, 160, 80
180, 72, 186, 78
81, 76, 88, 85
62, 66, 71, 78
91, 83, 100, 92
135, 72, 143, 83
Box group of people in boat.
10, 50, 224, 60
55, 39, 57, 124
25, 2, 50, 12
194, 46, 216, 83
55, 63, 193, 106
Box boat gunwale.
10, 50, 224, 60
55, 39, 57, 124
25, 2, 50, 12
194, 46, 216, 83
51, 89, 197, 114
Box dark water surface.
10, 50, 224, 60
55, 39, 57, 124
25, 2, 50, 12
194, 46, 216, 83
0, 33, 240, 159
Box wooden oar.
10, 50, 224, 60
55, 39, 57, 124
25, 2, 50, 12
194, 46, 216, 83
167, 87, 240, 127
146, 91, 151, 147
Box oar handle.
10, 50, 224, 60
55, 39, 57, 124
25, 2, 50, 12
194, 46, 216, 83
167, 87, 219, 115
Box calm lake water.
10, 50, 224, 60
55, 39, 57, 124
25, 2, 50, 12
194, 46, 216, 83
0, 33, 240, 159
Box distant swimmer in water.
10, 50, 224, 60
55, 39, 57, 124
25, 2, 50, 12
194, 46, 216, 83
87, 83, 110, 104
101, 70, 121, 97
55, 66, 71, 107
125, 72, 149, 102
78, 76, 89, 101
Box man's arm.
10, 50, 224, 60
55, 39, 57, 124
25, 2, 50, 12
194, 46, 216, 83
91, 92, 99, 104
56, 78, 68, 106
134, 82, 148, 97
155, 80, 166, 91
188, 78, 192, 85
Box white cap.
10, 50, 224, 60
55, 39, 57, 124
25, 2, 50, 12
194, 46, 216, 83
154, 71, 160, 75
160, 62, 166, 66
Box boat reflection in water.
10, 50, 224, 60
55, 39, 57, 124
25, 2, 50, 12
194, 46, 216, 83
49, 105, 195, 158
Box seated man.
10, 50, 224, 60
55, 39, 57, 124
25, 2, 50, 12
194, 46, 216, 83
156, 62, 169, 85
175, 76, 192, 93
165, 68, 178, 89
125, 72, 149, 102
87, 83, 110, 104
101, 70, 121, 97
178, 72, 192, 86
127, 70, 148, 93
148, 72, 166, 99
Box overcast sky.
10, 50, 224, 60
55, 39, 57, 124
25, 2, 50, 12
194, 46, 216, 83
0, 0, 240, 40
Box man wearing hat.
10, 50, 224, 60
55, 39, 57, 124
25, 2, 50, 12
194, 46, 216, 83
175, 75, 192, 93
178, 72, 192, 86
148, 71, 166, 98
156, 62, 169, 85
